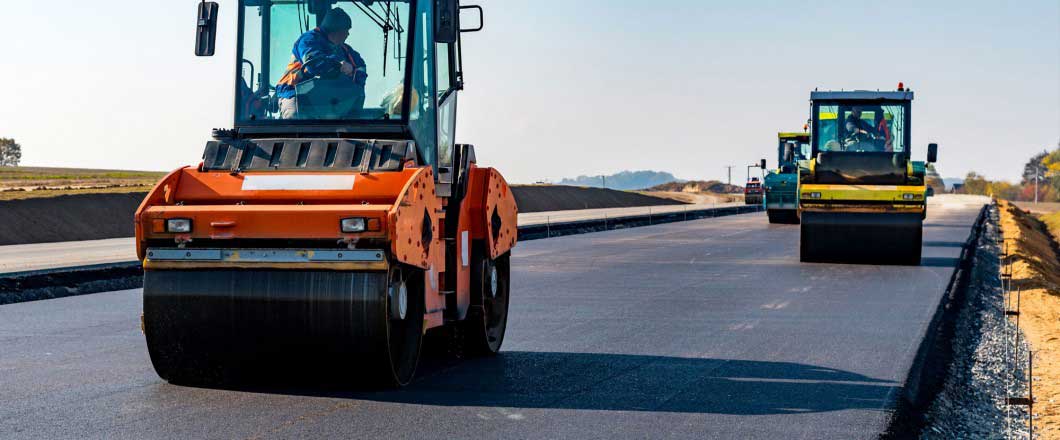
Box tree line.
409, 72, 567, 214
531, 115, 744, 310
0, 138, 21, 167
959, 142, 1060, 202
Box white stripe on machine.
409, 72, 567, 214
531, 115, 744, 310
241, 175, 356, 191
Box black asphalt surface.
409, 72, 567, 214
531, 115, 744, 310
512, 185, 683, 213
0, 197, 986, 439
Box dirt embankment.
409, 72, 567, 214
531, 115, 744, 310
635, 190, 743, 204
1014, 201, 1060, 215
0, 192, 147, 245
647, 180, 743, 193
638, 180, 745, 204
511, 185, 684, 213
999, 200, 1060, 438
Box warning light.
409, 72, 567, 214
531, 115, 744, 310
897, 82, 905, 91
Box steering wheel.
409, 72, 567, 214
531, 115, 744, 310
843, 131, 877, 151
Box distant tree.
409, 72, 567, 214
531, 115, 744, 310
961, 172, 989, 195
0, 138, 21, 167
1040, 146, 1060, 200
1022, 151, 1048, 184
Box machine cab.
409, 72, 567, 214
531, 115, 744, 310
205, 0, 479, 188
806, 89, 924, 185
776, 132, 810, 173
809, 90, 913, 157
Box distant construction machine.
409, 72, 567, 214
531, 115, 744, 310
744, 159, 767, 205
744, 177, 764, 205
799, 84, 937, 264
136, 0, 515, 387
764, 132, 809, 224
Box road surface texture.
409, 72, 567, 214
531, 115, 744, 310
0, 196, 986, 439
0, 238, 134, 274
0, 203, 743, 274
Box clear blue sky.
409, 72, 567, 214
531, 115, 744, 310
1, 0, 1056, 183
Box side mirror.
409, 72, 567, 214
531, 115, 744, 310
927, 143, 938, 163
435, 0, 459, 43
926, 187, 935, 197
760, 159, 767, 170
460, 5, 484, 32
195, 2, 219, 57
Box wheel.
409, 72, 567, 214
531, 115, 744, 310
381, 264, 426, 387
459, 249, 511, 356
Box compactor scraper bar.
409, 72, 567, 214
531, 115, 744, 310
800, 212, 923, 265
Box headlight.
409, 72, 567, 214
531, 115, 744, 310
166, 218, 192, 233
341, 218, 367, 233
903, 193, 915, 200
804, 192, 822, 199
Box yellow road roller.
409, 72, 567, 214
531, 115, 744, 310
799, 85, 938, 264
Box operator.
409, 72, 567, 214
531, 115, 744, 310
843, 107, 881, 150
276, 8, 368, 119
874, 112, 894, 151
843, 118, 877, 150
847, 107, 876, 135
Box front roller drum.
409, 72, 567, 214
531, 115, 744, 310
143, 266, 424, 387
800, 211, 923, 265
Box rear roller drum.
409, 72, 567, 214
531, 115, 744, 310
456, 250, 511, 357
767, 210, 800, 224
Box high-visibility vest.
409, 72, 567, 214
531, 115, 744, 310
277, 56, 305, 88
277, 41, 360, 89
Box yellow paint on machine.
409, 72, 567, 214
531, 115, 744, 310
800, 184, 926, 202
801, 204, 924, 214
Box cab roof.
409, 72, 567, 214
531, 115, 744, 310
810, 90, 914, 101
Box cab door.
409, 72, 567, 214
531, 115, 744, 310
435, 39, 459, 197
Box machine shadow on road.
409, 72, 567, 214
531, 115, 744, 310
230, 352, 898, 416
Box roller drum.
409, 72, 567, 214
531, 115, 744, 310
143, 268, 422, 387
767, 210, 800, 224
800, 211, 922, 265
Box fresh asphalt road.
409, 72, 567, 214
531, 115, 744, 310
0, 195, 987, 439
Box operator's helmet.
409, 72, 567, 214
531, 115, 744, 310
321, 8, 353, 33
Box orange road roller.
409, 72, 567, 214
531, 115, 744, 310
137, 0, 515, 387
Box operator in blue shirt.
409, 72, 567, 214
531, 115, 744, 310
276, 8, 368, 119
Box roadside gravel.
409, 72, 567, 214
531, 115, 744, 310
922, 206, 1031, 439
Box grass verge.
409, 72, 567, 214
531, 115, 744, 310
0, 166, 163, 201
